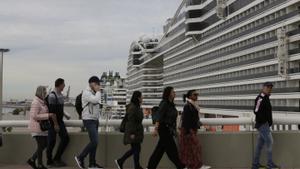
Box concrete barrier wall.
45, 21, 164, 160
0, 131, 300, 168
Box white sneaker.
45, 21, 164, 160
115, 159, 122, 169
201, 165, 211, 169
74, 156, 84, 169
88, 164, 104, 169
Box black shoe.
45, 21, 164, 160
267, 163, 280, 169
252, 163, 267, 169
75, 156, 85, 169
37, 165, 48, 169
135, 166, 143, 169
115, 159, 123, 169
88, 163, 104, 169
53, 160, 67, 167
27, 159, 37, 169
47, 160, 54, 168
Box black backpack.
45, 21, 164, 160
44, 91, 58, 109
75, 93, 83, 115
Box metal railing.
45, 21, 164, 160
0, 117, 300, 128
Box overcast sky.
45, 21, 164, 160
0, 0, 182, 100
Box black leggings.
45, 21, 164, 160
31, 136, 48, 166
119, 143, 142, 168
147, 126, 184, 169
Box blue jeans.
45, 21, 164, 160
253, 123, 274, 167
119, 143, 142, 168
47, 121, 69, 162
78, 120, 99, 165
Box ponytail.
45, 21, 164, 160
183, 94, 187, 102
183, 90, 197, 103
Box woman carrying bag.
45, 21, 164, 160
147, 86, 185, 169
115, 91, 144, 169
27, 86, 59, 169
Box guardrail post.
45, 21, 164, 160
104, 110, 109, 167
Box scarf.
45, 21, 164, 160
186, 98, 200, 112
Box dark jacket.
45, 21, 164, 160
254, 92, 273, 128
181, 102, 200, 134
124, 103, 144, 145
157, 99, 178, 133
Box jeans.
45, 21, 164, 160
147, 125, 184, 169
31, 136, 48, 166
119, 143, 142, 168
78, 120, 99, 165
253, 123, 274, 166
47, 121, 70, 162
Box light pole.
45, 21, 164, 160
0, 49, 9, 121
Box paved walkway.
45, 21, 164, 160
0, 165, 252, 169
0, 165, 242, 169
1, 166, 186, 169
0, 166, 177, 169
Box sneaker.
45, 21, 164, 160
74, 156, 85, 169
201, 165, 212, 169
46, 160, 54, 167
37, 165, 48, 169
267, 163, 280, 169
47, 160, 57, 168
115, 159, 123, 169
252, 163, 267, 169
53, 160, 67, 167
27, 159, 37, 169
135, 166, 143, 169
88, 163, 104, 169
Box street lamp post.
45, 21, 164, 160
0, 49, 9, 121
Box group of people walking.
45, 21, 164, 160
27, 75, 279, 169
115, 86, 210, 169
28, 78, 70, 169
28, 76, 105, 169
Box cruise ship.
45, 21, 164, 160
127, 37, 163, 113
127, 0, 300, 118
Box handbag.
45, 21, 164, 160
0, 132, 2, 147
119, 113, 128, 133
39, 120, 51, 131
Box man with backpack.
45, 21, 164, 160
75, 76, 104, 169
46, 78, 69, 167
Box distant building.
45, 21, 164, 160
100, 71, 127, 119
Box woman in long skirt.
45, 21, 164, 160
179, 90, 210, 169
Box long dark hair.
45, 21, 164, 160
130, 91, 142, 107
183, 90, 196, 102
162, 86, 174, 101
